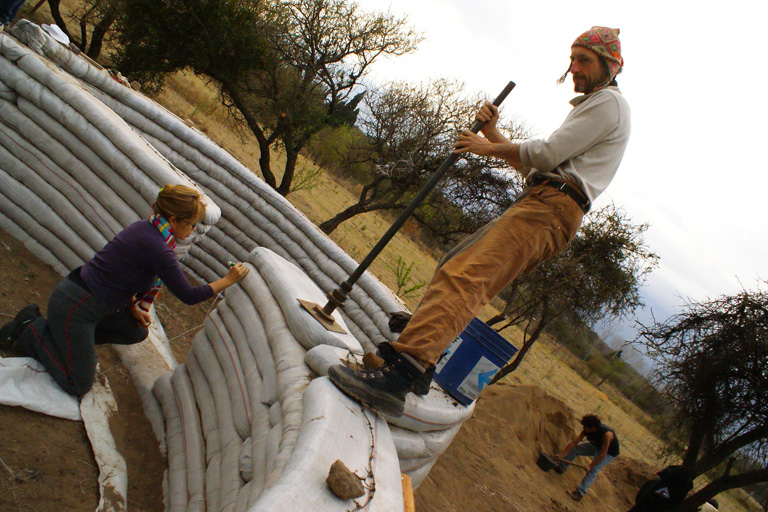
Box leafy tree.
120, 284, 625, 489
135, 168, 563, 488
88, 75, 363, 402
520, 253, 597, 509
317, 79, 530, 244
489, 204, 658, 383
637, 286, 768, 512
113, 0, 419, 196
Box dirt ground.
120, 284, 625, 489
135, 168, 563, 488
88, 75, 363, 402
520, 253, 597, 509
0, 228, 657, 511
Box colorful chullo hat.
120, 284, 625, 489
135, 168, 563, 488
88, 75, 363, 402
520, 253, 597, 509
558, 26, 623, 85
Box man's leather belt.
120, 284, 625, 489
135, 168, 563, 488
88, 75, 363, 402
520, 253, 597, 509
530, 176, 590, 214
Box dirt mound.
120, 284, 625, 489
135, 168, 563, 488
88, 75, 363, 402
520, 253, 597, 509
416, 383, 657, 512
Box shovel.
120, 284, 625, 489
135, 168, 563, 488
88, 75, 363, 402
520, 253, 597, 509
536, 452, 588, 472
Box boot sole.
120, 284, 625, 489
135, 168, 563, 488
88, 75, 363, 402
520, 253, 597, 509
328, 366, 406, 417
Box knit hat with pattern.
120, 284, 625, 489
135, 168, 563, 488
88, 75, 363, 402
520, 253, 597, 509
572, 26, 623, 80
557, 26, 624, 86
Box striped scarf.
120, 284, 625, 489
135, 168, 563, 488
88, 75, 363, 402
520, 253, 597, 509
135, 213, 176, 312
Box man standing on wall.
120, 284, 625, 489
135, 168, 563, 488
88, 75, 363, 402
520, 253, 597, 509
329, 26, 631, 417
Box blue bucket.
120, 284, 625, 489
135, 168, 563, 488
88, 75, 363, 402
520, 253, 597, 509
433, 317, 518, 405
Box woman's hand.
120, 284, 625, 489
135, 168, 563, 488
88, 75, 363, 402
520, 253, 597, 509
130, 303, 152, 327
226, 262, 249, 285
210, 262, 250, 294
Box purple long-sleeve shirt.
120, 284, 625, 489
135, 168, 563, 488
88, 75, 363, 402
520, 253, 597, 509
80, 220, 213, 309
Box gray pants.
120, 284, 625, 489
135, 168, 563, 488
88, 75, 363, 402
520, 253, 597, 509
18, 274, 148, 397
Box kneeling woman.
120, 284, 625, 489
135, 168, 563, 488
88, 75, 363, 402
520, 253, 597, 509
0, 184, 248, 397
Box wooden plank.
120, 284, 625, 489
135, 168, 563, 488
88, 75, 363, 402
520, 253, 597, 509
402, 473, 416, 512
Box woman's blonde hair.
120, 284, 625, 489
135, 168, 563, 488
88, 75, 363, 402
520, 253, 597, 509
152, 184, 206, 224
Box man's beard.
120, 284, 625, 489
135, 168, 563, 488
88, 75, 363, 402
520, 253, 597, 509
573, 72, 610, 94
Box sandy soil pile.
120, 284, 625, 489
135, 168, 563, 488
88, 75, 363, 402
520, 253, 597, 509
0, 229, 656, 511
417, 384, 655, 512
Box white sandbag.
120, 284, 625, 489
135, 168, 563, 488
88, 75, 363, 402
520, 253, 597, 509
2, 40, 218, 224
398, 455, 435, 473
0, 209, 68, 276
236, 481, 254, 512
268, 401, 282, 428
16, 96, 145, 218
404, 457, 438, 490
303, 343, 475, 433
303, 344, 362, 375
247, 377, 404, 512
190, 332, 243, 512
153, 373, 187, 512
204, 310, 252, 440
0, 177, 84, 269
146, 306, 178, 371
0, 35, 221, 233
0, 121, 110, 251
381, 389, 475, 433
0, 356, 81, 420
0, 76, 17, 102
239, 437, 253, 482
222, 285, 277, 406
250, 247, 362, 354
111, 335, 174, 455
389, 424, 462, 461
0, 98, 124, 238
170, 367, 206, 512
185, 352, 222, 512
217, 300, 270, 483
188, 243, 228, 278
80, 372, 128, 512
205, 223, 256, 263
236, 267, 309, 486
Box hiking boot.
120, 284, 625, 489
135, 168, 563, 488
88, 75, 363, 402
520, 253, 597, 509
388, 311, 412, 333
328, 351, 424, 417
568, 490, 583, 501
377, 342, 434, 395
0, 304, 41, 349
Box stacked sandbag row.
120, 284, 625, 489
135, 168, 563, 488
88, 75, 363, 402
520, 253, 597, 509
0, 27, 221, 277
0, 20, 478, 503
9, 20, 403, 352
153, 248, 404, 511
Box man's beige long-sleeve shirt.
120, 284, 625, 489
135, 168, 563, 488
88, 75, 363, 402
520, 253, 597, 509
520, 86, 631, 204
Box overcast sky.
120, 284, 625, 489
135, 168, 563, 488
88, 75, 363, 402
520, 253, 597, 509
354, 0, 768, 351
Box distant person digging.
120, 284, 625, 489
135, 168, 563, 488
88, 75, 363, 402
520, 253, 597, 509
329, 26, 631, 417
556, 414, 620, 502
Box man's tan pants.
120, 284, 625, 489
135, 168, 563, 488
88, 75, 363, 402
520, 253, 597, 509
391, 184, 584, 366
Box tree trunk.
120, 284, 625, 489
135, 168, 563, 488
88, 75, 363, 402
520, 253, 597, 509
490, 315, 549, 384
669, 467, 768, 512
682, 421, 708, 469
319, 202, 369, 234
86, 11, 116, 60
277, 146, 298, 196
486, 313, 505, 326
220, 84, 278, 189
48, 0, 75, 46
